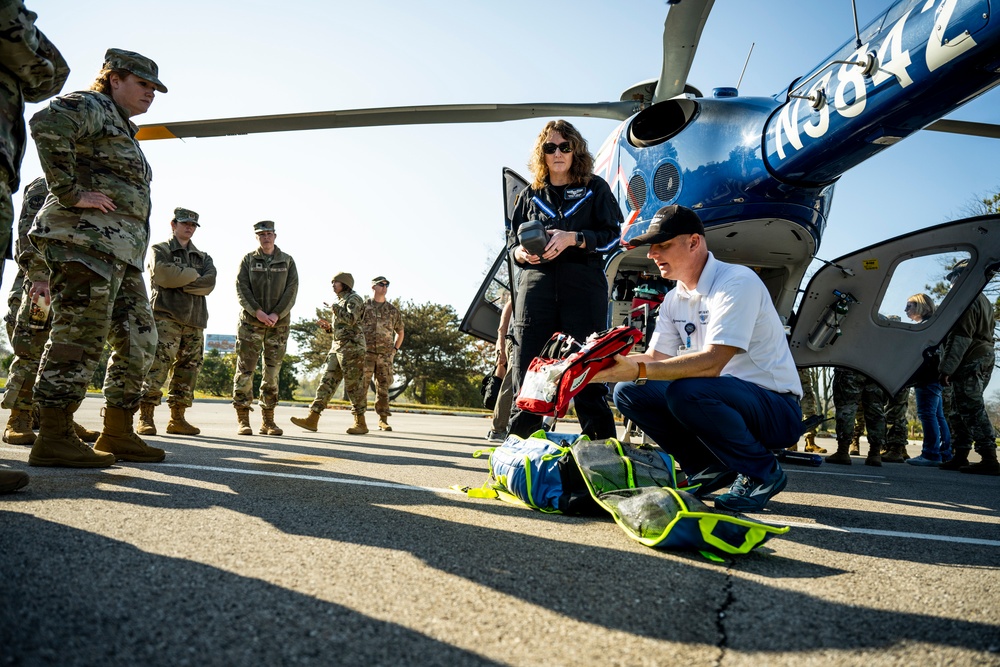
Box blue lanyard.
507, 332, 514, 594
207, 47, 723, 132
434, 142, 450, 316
530, 189, 593, 220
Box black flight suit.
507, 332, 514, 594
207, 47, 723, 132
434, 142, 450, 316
507, 174, 622, 439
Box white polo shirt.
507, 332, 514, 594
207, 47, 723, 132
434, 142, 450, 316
648, 252, 802, 397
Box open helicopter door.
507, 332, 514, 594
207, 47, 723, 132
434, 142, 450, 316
789, 215, 1000, 395
459, 168, 529, 343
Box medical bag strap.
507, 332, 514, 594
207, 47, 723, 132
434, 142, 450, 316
697, 517, 770, 555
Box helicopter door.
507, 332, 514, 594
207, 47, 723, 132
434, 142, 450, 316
788, 215, 1000, 395
458, 168, 529, 343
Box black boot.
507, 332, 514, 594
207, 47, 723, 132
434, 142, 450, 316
959, 448, 1000, 476
939, 448, 970, 471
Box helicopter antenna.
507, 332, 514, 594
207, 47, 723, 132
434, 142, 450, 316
736, 42, 755, 91
851, 0, 863, 48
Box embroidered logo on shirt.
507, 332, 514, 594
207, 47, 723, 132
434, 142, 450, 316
565, 187, 585, 200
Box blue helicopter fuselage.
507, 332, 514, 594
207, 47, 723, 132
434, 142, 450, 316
602, 0, 999, 258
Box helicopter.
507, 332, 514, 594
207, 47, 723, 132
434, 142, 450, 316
134, 0, 1000, 396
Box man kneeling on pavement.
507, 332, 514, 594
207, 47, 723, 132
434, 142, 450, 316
590, 205, 802, 512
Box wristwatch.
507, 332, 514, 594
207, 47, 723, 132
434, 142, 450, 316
575, 231, 585, 247
635, 362, 647, 385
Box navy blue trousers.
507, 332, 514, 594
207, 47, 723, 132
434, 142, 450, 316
614, 376, 801, 482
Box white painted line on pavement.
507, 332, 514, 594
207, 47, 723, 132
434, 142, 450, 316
9, 454, 996, 546
778, 520, 1000, 547
161, 463, 465, 495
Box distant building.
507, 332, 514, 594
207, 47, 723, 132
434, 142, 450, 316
205, 334, 237, 354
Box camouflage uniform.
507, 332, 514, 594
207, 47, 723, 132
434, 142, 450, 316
362, 297, 403, 419
0, 0, 68, 290
882, 387, 911, 460
939, 292, 996, 462
832, 368, 888, 462
312, 287, 367, 415
141, 229, 217, 408
28, 85, 157, 409
794, 368, 826, 453
232, 244, 298, 409
2, 176, 49, 411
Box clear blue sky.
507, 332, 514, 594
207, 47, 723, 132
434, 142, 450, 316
11, 0, 999, 380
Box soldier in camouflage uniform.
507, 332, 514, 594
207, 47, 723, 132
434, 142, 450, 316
291, 272, 369, 435
0, 4, 67, 492
233, 220, 298, 435
937, 260, 997, 475
137, 207, 217, 437
828, 368, 889, 466
788, 368, 827, 453
26, 48, 168, 468
2, 177, 99, 446
880, 387, 911, 462
361, 275, 404, 432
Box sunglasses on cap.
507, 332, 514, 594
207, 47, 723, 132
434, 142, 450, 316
542, 141, 572, 155
375, 281, 390, 287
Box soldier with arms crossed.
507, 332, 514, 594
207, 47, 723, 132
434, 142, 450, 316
137, 207, 217, 436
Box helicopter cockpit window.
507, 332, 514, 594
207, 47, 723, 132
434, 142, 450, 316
876, 250, 972, 325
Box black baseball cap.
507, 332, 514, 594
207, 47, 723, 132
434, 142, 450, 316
628, 205, 704, 247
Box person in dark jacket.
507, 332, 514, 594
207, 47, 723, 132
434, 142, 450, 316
937, 261, 997, 475
506, 119, 622, 440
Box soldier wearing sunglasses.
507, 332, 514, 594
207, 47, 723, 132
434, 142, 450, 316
506, 119, 622, 440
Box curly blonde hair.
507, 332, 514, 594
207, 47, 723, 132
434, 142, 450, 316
906, 293, 935, 320
528, 120, 594, 189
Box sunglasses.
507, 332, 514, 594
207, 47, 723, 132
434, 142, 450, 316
375, 282, 390, 287
542, 141, 572, 155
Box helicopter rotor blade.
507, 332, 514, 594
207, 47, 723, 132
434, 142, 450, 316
136, 101, 640, 141
652, 0, 716, 104
924, 118, 1000, 140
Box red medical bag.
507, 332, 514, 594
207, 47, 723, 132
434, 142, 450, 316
515, 326, 642, 417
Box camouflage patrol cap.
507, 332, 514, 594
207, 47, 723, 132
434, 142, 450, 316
946, 259, 969, 283
333, 272, 355, 290
371, 275, 390, 285
173, 207, 200, 226
254, 220, 276, 234
104, 48, 167, 93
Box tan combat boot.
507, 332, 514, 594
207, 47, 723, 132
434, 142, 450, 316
803, 432, 827, 454
826, 442, 852, 465
0, 468, 29, 493
260, 407, 283, 435
29, 404, 116, 468
94, 405, 166, 463
136, 402, 157, 435
865, 443, 882, 467
236, 405, 253, 435
166, 404, 201, 435
3, 408, 36, 446
346, 413, 369, 435
881, 444, 907, 463
290, 410, 321, 432
378, 416, 392, 432
73, 420, 100, 443
849, 438, 860, 456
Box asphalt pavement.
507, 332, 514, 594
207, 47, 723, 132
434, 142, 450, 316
1, 396, 998, 666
